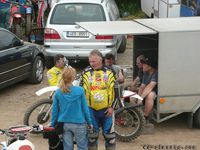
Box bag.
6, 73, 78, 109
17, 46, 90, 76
42, 123, 64, 150
43, 122, 64, 139
54, 122, 64, 135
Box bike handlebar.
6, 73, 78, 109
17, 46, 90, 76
0, 125, 43, 137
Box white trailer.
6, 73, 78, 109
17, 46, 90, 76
77, 17, 200, 127
141, 0, 200, 18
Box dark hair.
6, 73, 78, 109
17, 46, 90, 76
54, 54, 64, 64
141, 57, 157, 69
105, 53, 114, 60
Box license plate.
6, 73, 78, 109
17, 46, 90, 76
67, 31, 89, 37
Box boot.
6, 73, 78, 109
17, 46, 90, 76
88, 145, 98, 150
106, 145, 116, 150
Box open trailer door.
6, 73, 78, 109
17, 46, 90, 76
76, 20, 156, 36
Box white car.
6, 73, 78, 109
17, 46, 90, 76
44, 0, 126, 68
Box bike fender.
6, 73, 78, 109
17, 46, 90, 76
123, 90, 143, 100
13, 14, 22, 18
35, 86, 58, 96
7, 139, 35, 150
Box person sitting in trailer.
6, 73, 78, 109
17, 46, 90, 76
138, 56, 158, 123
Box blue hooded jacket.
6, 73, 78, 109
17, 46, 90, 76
51, 86, 92, 127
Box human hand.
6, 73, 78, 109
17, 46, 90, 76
104, 107, 114, 116
87, 124, 93, 129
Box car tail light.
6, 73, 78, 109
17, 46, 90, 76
19, 145, 32, 150
95, 35, 113, 40
44, 28, 61, 39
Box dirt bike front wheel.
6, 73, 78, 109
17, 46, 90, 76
115, 106, 145, 142
23, 98, 52, 134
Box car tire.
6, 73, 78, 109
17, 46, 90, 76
117, 35, 127, 53
27, 56, 44, 83
46, 57, 54, 69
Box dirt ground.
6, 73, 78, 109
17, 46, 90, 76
0, 37, 200, 150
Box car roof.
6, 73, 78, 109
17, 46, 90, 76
56, 0, 105, 4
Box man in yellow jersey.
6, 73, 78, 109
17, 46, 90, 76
47, 54, 66, 86
81, 50, 116, 150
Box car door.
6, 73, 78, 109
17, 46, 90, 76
0, 29, 32, 89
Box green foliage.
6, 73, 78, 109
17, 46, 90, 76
115, 0, 142, 16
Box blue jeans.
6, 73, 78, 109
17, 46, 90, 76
89, 108, 115, 148
63, 123, 87, 150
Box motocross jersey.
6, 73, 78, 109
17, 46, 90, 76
47, 66, 63, 86
81, 66, 116, 110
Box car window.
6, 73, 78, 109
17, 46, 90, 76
0, 30, 21, 51
50, 3, 106, 24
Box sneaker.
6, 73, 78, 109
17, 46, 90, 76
144, 116, 154, 124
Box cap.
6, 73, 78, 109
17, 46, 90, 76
141, 57, 157, 68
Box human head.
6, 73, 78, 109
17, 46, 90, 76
136, 55, 145, 69
89, 49, 103, 70
60, 67, 76, 93
141, 57, 157, 72
54, 54, 66, 69
67, 6, 76, 13
104, 53, 114, 67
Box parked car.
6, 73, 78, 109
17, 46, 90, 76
0, 28, 45, 90
44, 0, 127, 68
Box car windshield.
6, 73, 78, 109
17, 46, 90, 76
50, 3, 106, 24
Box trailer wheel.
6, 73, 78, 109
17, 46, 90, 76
194, 108, 200, 128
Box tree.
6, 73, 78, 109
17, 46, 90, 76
115, 0, 141, 15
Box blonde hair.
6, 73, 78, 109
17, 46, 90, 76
59, 67, 76, 93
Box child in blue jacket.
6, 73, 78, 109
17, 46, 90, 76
51, 67, 92, 150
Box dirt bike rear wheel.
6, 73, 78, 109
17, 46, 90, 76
15, 24, 23, 38
115, 106, 145, 142
26, 14, 32, 35
23, 98, 52, 134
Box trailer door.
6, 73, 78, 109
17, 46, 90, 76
76, 21, 156, 36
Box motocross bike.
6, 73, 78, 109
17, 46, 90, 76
23, 80, 145, 142
0, 125, 42, 150
0, 0, 34, 37
8, 1, 23, 38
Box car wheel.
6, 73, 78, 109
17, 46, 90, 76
28, 56, 44, 83
117, 35, 127, 53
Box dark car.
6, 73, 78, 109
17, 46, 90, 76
0, 28, 45, 90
